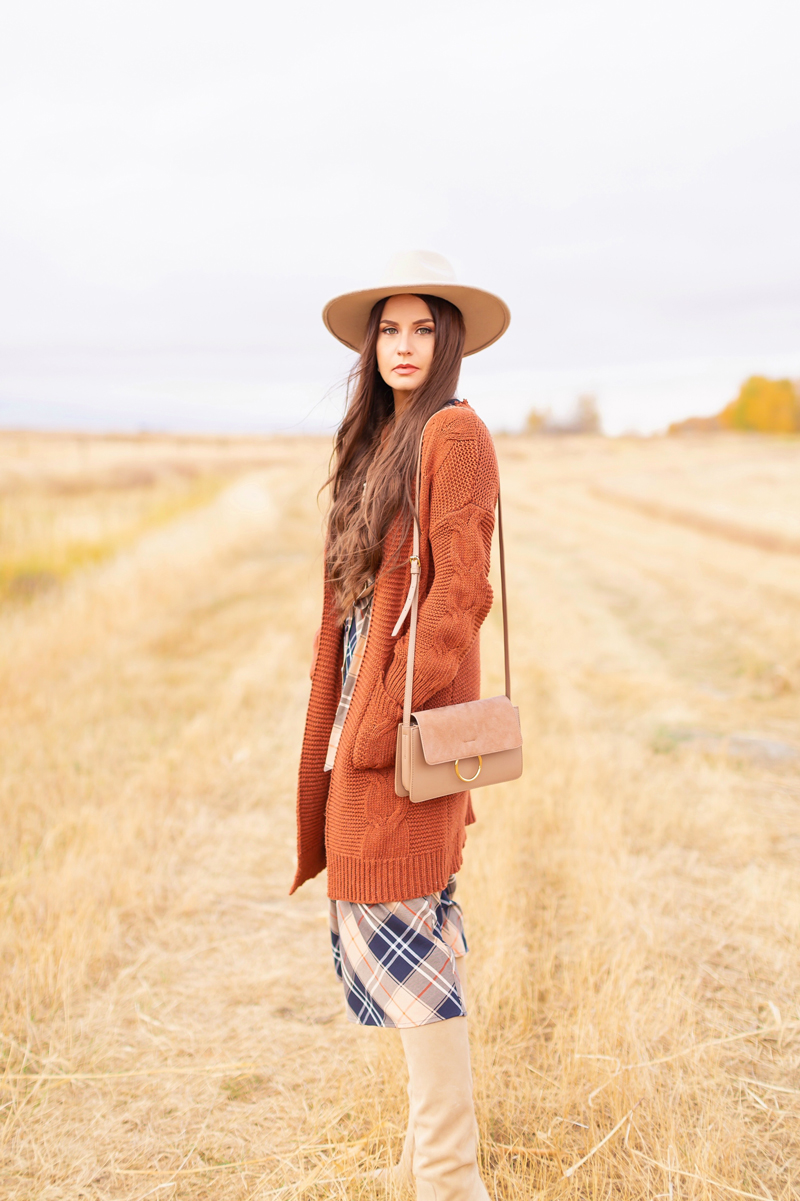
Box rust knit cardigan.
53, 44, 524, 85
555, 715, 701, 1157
291, 401, 499, 904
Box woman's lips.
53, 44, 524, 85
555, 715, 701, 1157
394, 365, 418, 374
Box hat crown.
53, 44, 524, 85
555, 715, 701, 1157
380, 249, 457, 287
322, 249, 509, 357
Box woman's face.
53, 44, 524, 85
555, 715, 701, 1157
375, 294, 435, 399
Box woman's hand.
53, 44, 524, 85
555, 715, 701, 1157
309, 626, 321, 680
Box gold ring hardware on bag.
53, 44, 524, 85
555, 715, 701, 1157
454, 755, 483, 783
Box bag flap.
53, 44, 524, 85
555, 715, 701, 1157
411, 696, 521, 766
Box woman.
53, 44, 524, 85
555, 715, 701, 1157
291, 250, 510, 1200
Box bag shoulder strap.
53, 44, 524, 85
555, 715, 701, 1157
399, 411, 511, 730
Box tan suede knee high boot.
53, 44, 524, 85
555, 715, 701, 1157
399, 1017, 490, 1201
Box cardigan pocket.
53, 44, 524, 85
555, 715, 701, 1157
351, 673, 402, 770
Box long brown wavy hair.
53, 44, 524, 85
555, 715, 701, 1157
325, 294, 466, 621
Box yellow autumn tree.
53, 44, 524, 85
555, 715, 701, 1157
719, 376, 800, 434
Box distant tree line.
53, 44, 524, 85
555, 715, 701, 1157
525, 394, 602, 435
669, 376, 800, 435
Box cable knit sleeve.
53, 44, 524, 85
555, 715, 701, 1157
352, 409, 498, 771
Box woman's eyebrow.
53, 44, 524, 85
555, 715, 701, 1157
379, 318, 435, 326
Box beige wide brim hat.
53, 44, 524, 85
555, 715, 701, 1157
322, 250, 511, 357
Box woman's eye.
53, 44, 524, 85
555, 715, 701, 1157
417, 327, 434, 335
381, 326, 398, 335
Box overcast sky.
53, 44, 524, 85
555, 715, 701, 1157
1, 0, 798, 434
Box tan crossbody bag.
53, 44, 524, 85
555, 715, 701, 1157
393, 418, 523, 803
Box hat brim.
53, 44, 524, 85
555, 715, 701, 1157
322, 283, 510, 357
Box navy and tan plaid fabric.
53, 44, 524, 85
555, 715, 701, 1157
323, 582, 373, 772
330, 876, 467, 1027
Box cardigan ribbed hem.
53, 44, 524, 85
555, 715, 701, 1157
326, 845, 464, 905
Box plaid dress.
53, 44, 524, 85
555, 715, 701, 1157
330, 878, 467, 1027
323, 581, 374, 772
327, 574, 468, 1028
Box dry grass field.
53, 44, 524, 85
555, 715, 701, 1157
1, 428, 799, 1200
